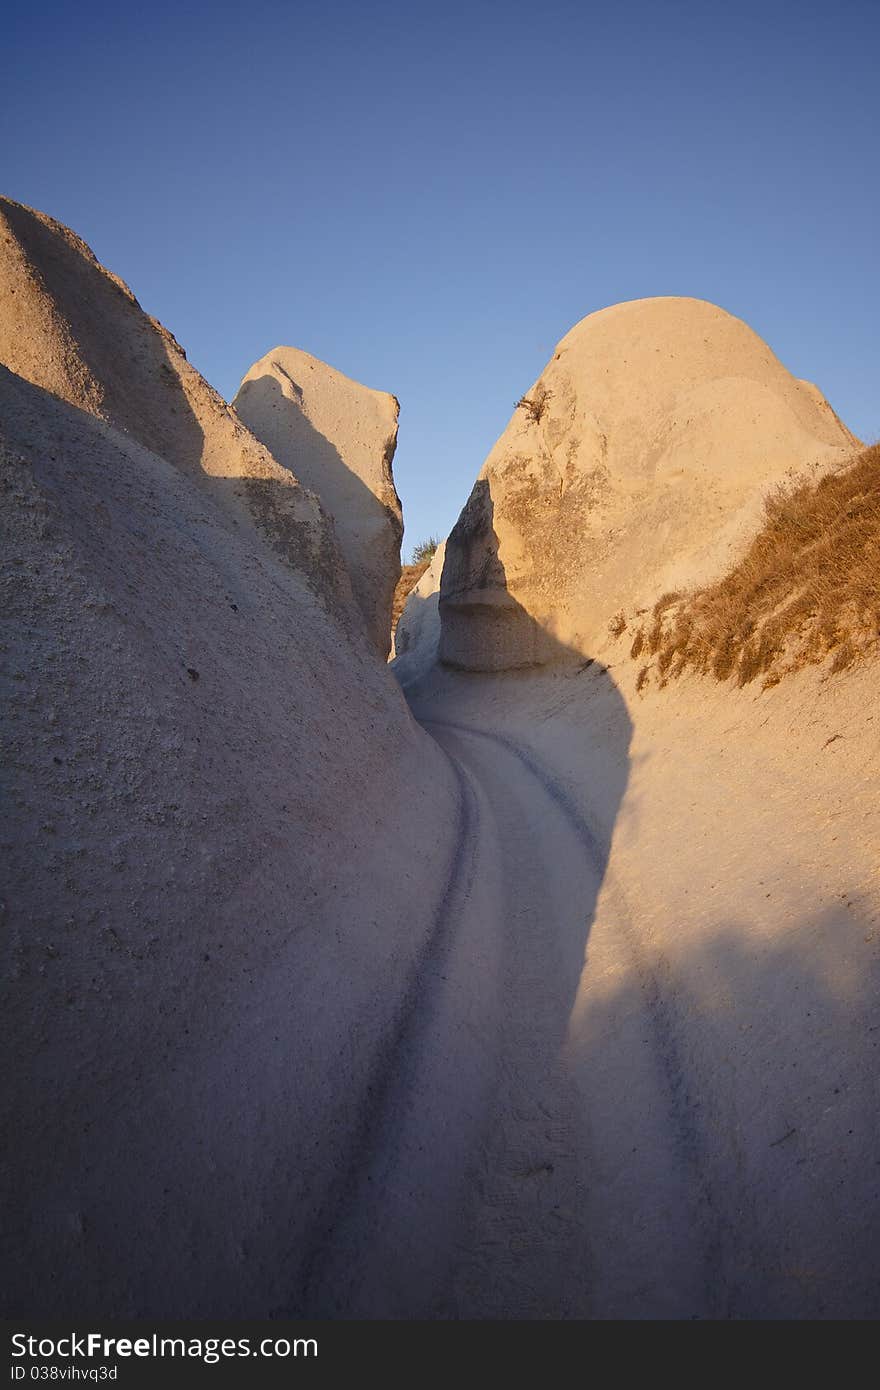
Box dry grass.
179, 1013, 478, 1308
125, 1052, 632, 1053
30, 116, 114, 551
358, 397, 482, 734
618, 443, 880, 690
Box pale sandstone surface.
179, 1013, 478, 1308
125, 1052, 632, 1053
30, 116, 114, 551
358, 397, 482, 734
0, 196, 355, 624
393, 649, 880, 1318
381, 301, 879, 1317
234, 348, 402, 657
0, 208, 482, 1317
392, 539, 446, 671
4, 202, 878, 1322
437, 297, 860, 672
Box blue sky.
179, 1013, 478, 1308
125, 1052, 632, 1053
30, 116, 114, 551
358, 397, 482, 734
4, 0, 878, 555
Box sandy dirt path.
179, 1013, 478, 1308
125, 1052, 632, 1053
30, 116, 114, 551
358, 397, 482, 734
352, 669, 879, 1319
302, 706, 732, 1317
427, 719, 719, 1319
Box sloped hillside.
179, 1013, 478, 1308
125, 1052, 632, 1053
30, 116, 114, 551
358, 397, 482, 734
399, 644, 880, 1318
614, 441, 880, 689
389, 301, 880, 1318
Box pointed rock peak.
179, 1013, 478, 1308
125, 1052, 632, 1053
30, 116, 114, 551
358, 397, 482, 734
235, 346, 403, 659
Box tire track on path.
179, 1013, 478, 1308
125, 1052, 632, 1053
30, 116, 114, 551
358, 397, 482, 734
295, 740, 506, 1316
425, 716, 746, 1318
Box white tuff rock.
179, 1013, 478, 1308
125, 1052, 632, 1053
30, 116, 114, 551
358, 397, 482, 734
235, 348, 403, 658
438, 297, 859, 671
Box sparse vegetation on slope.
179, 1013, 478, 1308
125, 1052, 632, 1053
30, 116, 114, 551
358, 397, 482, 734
516, 383, 553, 424
410, 535, 440, 565
390, 535, 441, 639
617, 443, 880, 690
392, 560, 430, 635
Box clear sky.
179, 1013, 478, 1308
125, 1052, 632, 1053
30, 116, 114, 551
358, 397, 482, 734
4, 0, 878, 556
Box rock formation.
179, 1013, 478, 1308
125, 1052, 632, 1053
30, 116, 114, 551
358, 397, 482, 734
5, 203, 877, 1322
0, 202, 469, 1317
438, 297, 860, 671
392, 540, 446, 677
234, 348, 402, 658
0, 196, 360, 626
391, 559, 431, 644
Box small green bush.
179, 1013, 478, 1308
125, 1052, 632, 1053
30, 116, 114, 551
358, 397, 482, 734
410, 536, 440, 565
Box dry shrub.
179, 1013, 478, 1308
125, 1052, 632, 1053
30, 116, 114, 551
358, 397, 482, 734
516, 384, 553, 424
410, 535, 440, 565
635, 442, 880, 687
647, 618, 665, 654
609, 610, 627, 637
635, 665, 650, 693
657, 641, 677, 676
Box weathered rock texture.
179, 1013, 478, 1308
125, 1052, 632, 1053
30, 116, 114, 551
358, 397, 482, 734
392, 540, 446, 674
391, 559, 429, 644
234, 348, 403, 658
0, 197, 358, 625
6, 204, 876, 1324
439, 297, 860, 671
0, 203, 482, 1317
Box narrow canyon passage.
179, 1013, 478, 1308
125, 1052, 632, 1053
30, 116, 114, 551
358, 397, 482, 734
3, 196, 877, 1323
425, 715, 716, 1319
416, 705, 720, 1318
315, 664, 880, 1321
298, 704, 602, 1317
300, 680, 723, 1318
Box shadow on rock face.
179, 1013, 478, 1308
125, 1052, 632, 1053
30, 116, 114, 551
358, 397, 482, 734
391, 536, 634, 1317
389, 479, 637, 1318
0, 198, 362, 639
400, 517, 880, 1318
234, 369, 402, 660
439, 478, 561, 671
